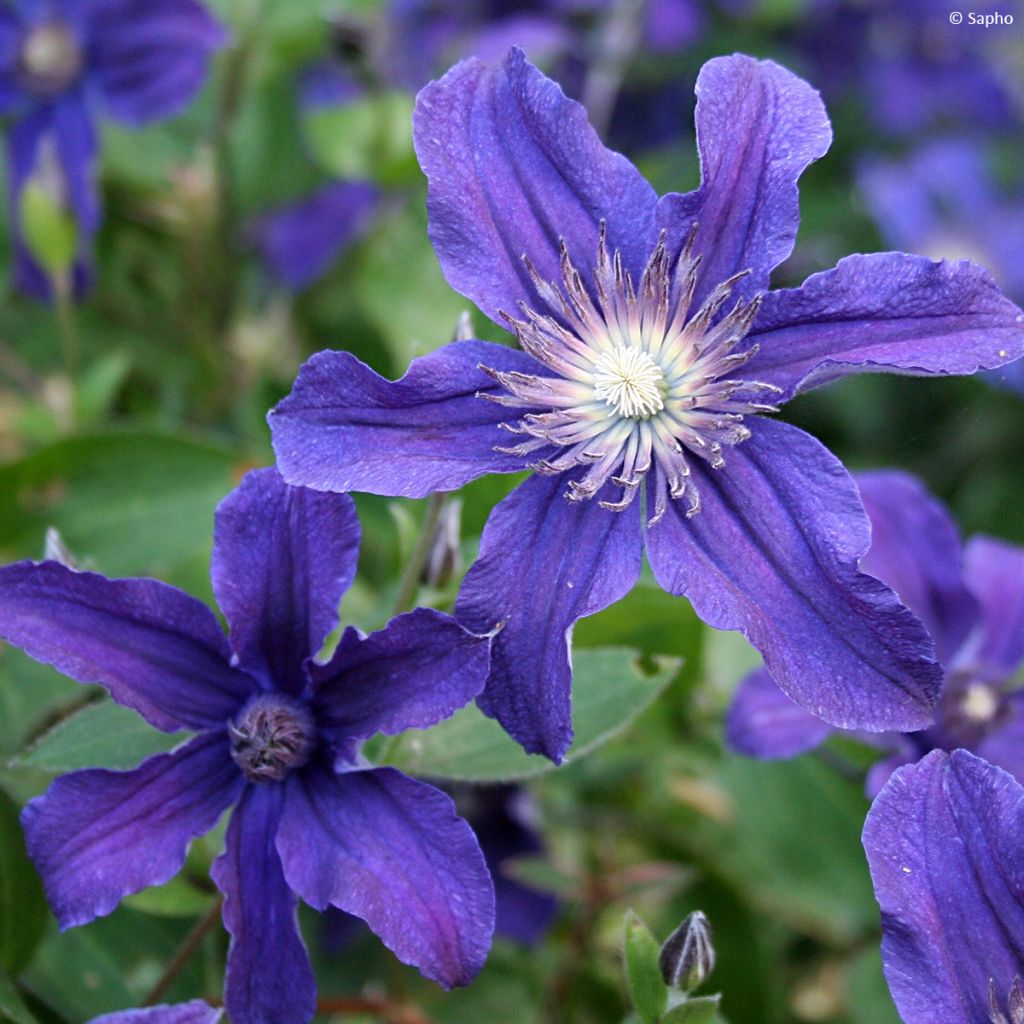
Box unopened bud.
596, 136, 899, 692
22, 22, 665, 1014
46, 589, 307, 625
658, 910, 714, 993
44, 527, 78, 569
990, 977, 1024, 1024
451, 311, 474, 342
420, 498, 462, 588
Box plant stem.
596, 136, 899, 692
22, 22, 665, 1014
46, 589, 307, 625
581, 0, 646, 137
53, 272, 78, 386
143, 895, 224, 1006
392, 492, 448, 615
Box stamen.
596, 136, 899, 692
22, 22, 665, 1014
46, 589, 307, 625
229, 695, 316, 783
592, 346, 665, 419
19, 22, 83, 96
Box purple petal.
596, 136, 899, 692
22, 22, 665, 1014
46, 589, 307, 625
212, 468, 360, 695
962, 536, 1024, 676
86, 0, 227, 126
744, 253, 1024, 402
0, 560, 254, 732
643, 0, 704, 52
645, 419, 942, 733
856, 471, 978, 665
252, 181, 378, 290
413, 47, 657, 325
270, 340, 542, 498
277, 765, 494, 988
725, 666, 833, 759
456, 473, 643, 762
862, 749, 1024, 1024
655, 54, 831, 305
975, 695, 1024, 788
311, 608, 489, 738
864, 751, 916, 801
21, 732, 241, 929
212, 784, 316, 1024
88, 1002, 222, 1024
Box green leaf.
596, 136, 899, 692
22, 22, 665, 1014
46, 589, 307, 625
0, 789, 47, 975
623, 910, 667, 1024
19, 182, 76, 279
122, 874, 212, 918
0, 972, 40, 1024
16, 700, 186, 774
661, 996, 721, 1024
383, 648, 679, 782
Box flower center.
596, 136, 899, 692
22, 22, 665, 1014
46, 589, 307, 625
961, 682, 1000, 723
19, 22, 83, 97
592, 346, 665, 419
229, 695, 316, 783
480, 223, 779, 524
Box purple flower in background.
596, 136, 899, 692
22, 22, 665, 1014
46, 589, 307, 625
6, 468, 495, 1024
863, 749, 1024, 1024
728, 471, 1024, 797
270, 49, 1024, 763
87, 1004, 220, 1024
0, 0, 225, 300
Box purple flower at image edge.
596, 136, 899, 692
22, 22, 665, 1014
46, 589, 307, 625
6, 468, 495, 1024
727, 471, 1024, 797
87, 1003, 221, 1024
0, 0, 226, 300
863, 749, 1024, 1024
269, 48, 1024, 763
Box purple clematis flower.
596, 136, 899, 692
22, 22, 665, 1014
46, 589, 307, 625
269, 49, 1024, 763
0, 0, 226, 300
863, 749, 1024, 1024
7, 468, 495, 1024
727, 470, 1024, 798
87, 1004, 220, 1024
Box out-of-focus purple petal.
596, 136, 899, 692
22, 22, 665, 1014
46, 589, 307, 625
457, 472, 643, 762
863, 749, 1024, 1024
0, 10, 24, 113
864, 751, 917, 801
212, 784, 316, 1024
725, 666, 833, 759
211, 468, 360, 696
270, 340, 543, 498
643, 0, 704, 52
743, 253, 1024, 402
655, 54, 830, 306
278, 765, 494, 989
645, 419, 941, 734
413, 47, 657, 325
299, 60, 363, 111
856, 471, 978, 665
88, 1002, 222, 1024
252, 181, 378, 291
975, 694, 1024, 788
22, 732, 241, 929
311, 608, 489, 739
470, 15, 573, 65
0, 560, 254, 732
85, 0, 227, 126
961, 536, 1024, 677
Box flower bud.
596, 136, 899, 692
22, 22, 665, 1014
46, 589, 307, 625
990, 977, 1024, 1024
421, 498, 462, 589
658, 910, 715, 993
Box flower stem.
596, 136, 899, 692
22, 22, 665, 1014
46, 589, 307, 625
392, 492, 448, 615
53, 271, 78, 386
143, 895, 223, 1006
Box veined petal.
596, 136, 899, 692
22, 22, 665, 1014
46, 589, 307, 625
645, 419, 942, 733
212, 784, 316, 1024
212, 468, 360, 694
270, 340, 543, 498
456, 472, 643, 762
21, 732, 241, 929
413, 46, 657, 324
962, 536, 1024, 676
88, 1002, 222, 1024
863, 750, 1024, 1024
311, 608, 489, 738
277, 765, 494, 989
655, 54, 831, 306
0, 560, 254, 732
744, 253, 1024, 402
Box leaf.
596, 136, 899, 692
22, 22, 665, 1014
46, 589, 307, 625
19, 183, 77, 278
16, 700, 186, 774
383, 648, 680, 782
623, 910, 667, 1024
0, 789, 47, 975
661, 996, 722, 1024
0, 972, 40, 1024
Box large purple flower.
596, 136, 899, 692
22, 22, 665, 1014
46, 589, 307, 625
727, 470, 1024, 797
269, 49, 1024, 762
0, 0, 225, 300
8, 468, 495, 1024
863, 749, 1024, 1024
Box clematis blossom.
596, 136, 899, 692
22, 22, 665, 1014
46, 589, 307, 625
270, 49, 1024, 762
7, 468, 494, 1024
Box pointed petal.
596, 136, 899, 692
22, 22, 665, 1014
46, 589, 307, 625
962, 536, 1024, 676
863, 750, 1024, 1024
212, 468, 360, 694
277, 766, 494, 988
456, 473, 643, 762
311, 608, 489, 738
270, 340, 542, 498
88, 1002, 222, 1024
645, 419, 942, 733
0, 560, 253, 732
212, 784, 315, 1024
21, 732, 241, 929
744, 253, 1024, 402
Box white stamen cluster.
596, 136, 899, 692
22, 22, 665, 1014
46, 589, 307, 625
479, 223, 779, 524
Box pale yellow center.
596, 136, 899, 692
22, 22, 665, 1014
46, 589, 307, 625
21, 23, 82, 93
961, 682, 999, 723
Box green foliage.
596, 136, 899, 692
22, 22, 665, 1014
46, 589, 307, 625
18, 184, 76, 281
623, 911, 667, 1024
0, 790, 47, 976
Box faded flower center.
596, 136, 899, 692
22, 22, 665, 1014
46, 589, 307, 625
961, 682, 1000, 724
480, 223, 778, 525
229, 695, 316, 783
20, 22, 83, 97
